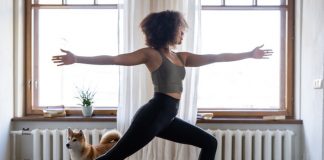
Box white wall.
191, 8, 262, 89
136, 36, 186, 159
298, 0, 324, 159
0, 0, 14, 160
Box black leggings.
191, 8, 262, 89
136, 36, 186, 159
96, 93, 217, 160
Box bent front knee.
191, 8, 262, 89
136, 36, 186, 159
209, 136, 218, 151
201, 135, 217, 151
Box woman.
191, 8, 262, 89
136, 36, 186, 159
52, 10, 272, 160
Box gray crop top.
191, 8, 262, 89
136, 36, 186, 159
151, 51, 186, 93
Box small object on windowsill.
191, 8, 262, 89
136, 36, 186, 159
43, 111, 66, 118
197, 113, 213, 120
262, 115, 286, 120
43, 105, 66, 118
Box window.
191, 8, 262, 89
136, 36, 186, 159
25, 0, 120, 115
198, 0, 294, 117
25, 0, 294, 118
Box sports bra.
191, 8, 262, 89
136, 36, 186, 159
151, 51, 186, 93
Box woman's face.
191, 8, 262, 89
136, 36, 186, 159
176, 27, 185, 44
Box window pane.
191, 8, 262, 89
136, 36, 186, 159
97, 0, 119, 4
66, 0, 94, 4
35, 9, 119, 107
258, 0, 282, 6
36, 0, 62, 4
199, 10, 281, 109
226, 0, 253, 5
201, 0, 222, 6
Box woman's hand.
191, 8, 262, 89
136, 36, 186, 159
52, 49, 76, 66
250, 44, 273, 59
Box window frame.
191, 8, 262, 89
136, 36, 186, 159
25, 0, 118, 116
198, 0, 295, 118
25, 0, 294, 118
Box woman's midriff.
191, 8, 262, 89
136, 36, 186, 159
165, 92, 181, 100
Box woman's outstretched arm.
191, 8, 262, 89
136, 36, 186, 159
52, 48, 148, 66
181, 45, 273, 67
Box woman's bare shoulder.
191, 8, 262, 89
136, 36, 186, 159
175, 51, 191, 55
138, 47, 158, 54
136, 47, 160, 58
174, 51, 193, 66
136, 47, 161, 71
175, 51, 192, 58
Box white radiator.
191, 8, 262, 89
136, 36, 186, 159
11, 129, 294, 160
208, 129, 294, 160
11, 128, 110, 160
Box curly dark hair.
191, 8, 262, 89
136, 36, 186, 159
140, 10, 188, 49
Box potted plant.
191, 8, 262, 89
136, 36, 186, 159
75, 87, 96, 117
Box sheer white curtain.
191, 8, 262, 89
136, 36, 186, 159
116, 0, 152, 135
117, 0, 202, 159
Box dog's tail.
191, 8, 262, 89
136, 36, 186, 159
100, 129, 121, 144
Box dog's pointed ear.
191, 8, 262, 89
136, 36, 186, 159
79, 129, 83, 135
68, 128, 73, 136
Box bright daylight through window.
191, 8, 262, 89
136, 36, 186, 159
197, 0, 294, 117
26, 0, 120, 115
25, 0, 294, 117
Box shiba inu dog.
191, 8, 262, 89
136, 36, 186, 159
66, 128, 121, 160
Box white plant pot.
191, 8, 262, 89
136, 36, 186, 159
82, 106, 93, 117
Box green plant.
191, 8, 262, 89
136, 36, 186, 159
75, 87, 96, 107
